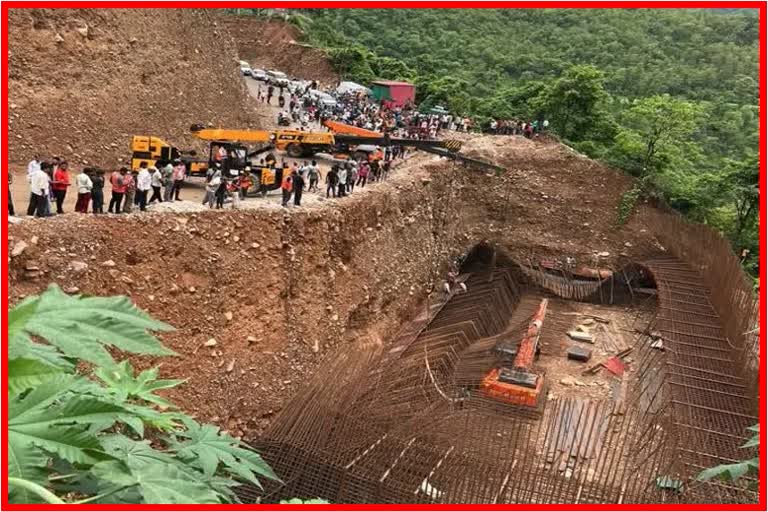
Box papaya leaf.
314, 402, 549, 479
10, 285, 175, 368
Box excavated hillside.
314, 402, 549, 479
217, 16, 339, 85
7, 8, 269, 168
7, 136, 663, 438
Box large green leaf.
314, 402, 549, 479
9, 376, 124, 469
92, 460, 220, 504
7, 439, 49, 503
9, 285, 175, 368
8, 359, 64, 396
169, 418, 279, 486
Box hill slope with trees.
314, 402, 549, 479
283, 8, 760, 276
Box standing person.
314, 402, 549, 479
51, 161, 71, 214
28, 163, 51, 217
307, 160, 319, 192
239, 168, 253, 199
161, 162, 174, 202
172, 160, 186, 201
326, 165, 338, 198
280, 168, 293, 207
74, 167, 93, 213
348, 163, 357, 194
26, 155, 41, 181
8, 173, 14, 216
136, 162, 152, 211
293, 169, 305, 207
108, 167, 127, 213
215, 177, 227, 209
91, 169, 105, 214
337, 165, 347, 197
381, 159, 391, 181
123, 170, 136, 214
356, 160, 369, 188
205, 167, 221, 208
149, 164, 163, 204
267, 84, 274, 105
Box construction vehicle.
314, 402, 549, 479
185, 121, 502, 193
480, 299, 548, 408
129, 135, 208, 176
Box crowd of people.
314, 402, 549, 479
18, 156, 190, 217
488, 118, 549, 137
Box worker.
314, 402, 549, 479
74, 167, 93, 213
108, 167, 127, 214
239, 168, 253, 199
326, 165, 338, 198
280, 168, 293, 207
293, 168, 305, 207
51, 161, 71, 214
91, 169, 105, 214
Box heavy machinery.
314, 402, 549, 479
129, 135, 208, 176
480, 299, 548, 408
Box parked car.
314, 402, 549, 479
239, 61, 252, 76
251, 68, 268, 81
266, 70, 289, 87
309, 90, 338, 108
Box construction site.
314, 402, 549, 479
5, 8, 762, 506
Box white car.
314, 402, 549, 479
266, 70, 289, 87
239, 60, 252, 76
251, 68, 268, 81
310, 90, 338, 108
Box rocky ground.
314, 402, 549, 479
7, 134, 664, 438
217, 15, 339, 86
7, 8, 270, 169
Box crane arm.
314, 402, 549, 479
190, 125, 273, 143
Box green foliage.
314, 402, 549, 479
617, 186, 642, 226
697, 424, 759, 488
531, 64, 612, 142
281, 498, 330, 504
289, 8, 758, 275
7, 286, 279, 504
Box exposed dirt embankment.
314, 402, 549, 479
8, 8, 268, 168
7, 136, 662, 438
217, 16, 338, 85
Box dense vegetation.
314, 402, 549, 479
8, 286, 278, 504
274, 8, 759, 277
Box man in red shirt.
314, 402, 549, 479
108, 168, 128, 214
51, 161, 71, 214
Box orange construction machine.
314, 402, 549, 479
480, 299, 548, 408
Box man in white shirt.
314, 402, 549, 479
27, 156, 41, 182
74, 168, 93, 213
28, 163, 50, 217
136, 162, 152, 211
149, 165, 163, 204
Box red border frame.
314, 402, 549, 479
1, 1, 765, 510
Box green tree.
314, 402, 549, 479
8, 285, 278, 504
532, 64, 612, 142
617, 94, 704, 176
